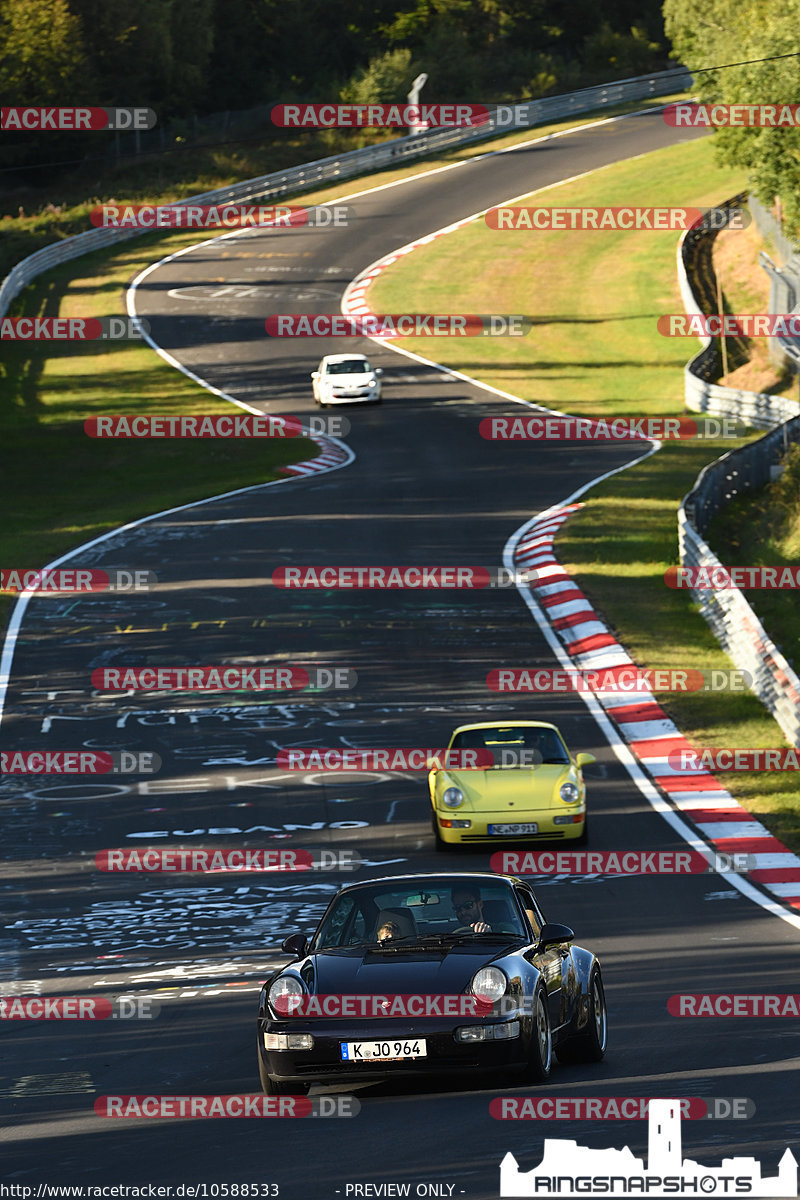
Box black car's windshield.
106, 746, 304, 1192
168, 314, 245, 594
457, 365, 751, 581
326, 360, 371, 374
449, 725, 569, 767
311, 877, 528, 950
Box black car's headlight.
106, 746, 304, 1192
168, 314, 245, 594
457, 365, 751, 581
443, 787, 464, 808
268, 975, 305, 1016
559, 782, 579, 803
470, 966, 508, 1003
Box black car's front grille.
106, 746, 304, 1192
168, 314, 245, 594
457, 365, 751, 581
293, 1056, 481, 1075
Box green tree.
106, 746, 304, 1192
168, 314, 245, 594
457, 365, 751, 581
0, 0, 90, 103
663, 0, 800, 240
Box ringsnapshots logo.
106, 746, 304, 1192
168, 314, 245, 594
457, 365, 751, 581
498, 1098, 797, 1197
1, 750, 160, 775
0, 568, 155, 594
664, 102, 800, 127
91, 666, 356, 692
485, 206, 749, 232
1, 317, 150, 341
265, 314, 529, 337
487, 668, 753, 694
1, 107, 156, 131
95, 847, 362, 874
273, 566, 534, 589
480, 416, 738, 441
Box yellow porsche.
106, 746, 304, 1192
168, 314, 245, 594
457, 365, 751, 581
428, 721, 595, 849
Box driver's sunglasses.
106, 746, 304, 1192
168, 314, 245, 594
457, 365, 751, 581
454, 899, 478, 914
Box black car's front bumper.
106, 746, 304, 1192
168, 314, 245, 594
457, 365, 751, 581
258, 1016, 528, 1085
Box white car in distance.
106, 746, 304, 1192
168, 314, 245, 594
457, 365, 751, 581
311, 353, 382, 406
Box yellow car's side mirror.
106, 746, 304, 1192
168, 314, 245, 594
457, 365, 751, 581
575, 752, 596, 768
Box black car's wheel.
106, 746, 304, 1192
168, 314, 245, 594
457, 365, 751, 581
525, 988, 552, 1083
257, 1032, 310, 1095
555, 965, 607, 1064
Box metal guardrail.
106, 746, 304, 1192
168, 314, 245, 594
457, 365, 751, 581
0, 67, 692, 320
678, 198, 800, 745
678, 193, 800, 430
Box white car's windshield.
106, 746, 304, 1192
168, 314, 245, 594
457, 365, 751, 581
326, 360, 371, 374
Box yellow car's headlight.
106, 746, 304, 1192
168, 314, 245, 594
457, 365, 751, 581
559, 782, 580, 803
443, 787, 464, 808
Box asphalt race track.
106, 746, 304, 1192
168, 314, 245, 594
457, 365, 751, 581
2, 108, 800, 1196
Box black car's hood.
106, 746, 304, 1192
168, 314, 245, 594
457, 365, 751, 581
308, 943, 514, 995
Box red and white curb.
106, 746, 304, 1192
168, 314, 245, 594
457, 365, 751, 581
514, 504, 800, 913
278, 435, 351, 476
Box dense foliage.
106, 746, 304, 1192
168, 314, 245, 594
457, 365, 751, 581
0, 0, 668, 181
664, 0, 800, 237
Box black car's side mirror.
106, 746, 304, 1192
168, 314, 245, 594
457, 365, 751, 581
537, 922, 575, 951
281, 933, 309, 958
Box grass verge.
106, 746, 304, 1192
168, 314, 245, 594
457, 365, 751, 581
367, 135, 800, 853
0, 229, 319, 631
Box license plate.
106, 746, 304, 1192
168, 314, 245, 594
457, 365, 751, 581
340, 1039, 427, 1062
488, 822, 539, 835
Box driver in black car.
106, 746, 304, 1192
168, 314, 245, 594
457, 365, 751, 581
451, 885, 492, 933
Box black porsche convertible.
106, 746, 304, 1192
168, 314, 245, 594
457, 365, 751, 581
256, 871, 607, 1094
